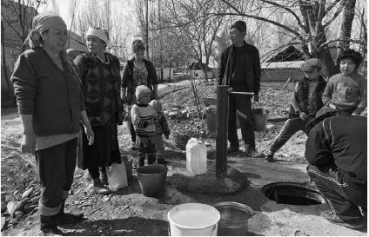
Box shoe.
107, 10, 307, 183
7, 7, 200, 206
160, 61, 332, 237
40, 215, 63, 236
99, 171, 108, 186
227, 146, 240, 153
57, 200, 84, 225
92, 178, 111, 195
157, 158, 168, 165
265, 151, 276, 162
320, 210, 365, 230
247, 149, 264, 158
40, 226, 64, 236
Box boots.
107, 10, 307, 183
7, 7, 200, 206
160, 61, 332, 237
99, 170, 108, 186
93, 178, 111, 195
265, 151, 276, 162
57, 200, 84, 225
40, 215, 63, 236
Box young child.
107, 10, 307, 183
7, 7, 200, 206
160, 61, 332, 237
322, 49, 367, 115
149, 100, 170, 165
266, 58, 327, 162
131, 85, 157, 167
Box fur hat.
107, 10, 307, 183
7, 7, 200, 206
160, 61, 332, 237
332, 80, 360, 108
135, 85, 151, 101
149, 100, 162, 112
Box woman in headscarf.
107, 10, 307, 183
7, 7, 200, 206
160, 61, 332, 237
121, 39, 158, 151
11, 12, 94, 235
74, 26, 123, 195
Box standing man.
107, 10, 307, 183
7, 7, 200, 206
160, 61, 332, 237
218, 20, 262, 157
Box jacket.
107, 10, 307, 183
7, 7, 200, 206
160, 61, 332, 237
217, 42, 261, 94
131, 103, 157, 137
11, 48, 85, 136
74, 52, 123, 126
121, 58, 158, 105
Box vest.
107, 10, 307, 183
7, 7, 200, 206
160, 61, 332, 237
81, 52, 122, 126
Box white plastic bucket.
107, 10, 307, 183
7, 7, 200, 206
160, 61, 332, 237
168, 203, 220, 236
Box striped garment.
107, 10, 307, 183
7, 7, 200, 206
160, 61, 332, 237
131, 103, 157, 137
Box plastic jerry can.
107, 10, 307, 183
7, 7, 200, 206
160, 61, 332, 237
186, 138, 207, 175
107, 162, 128, 191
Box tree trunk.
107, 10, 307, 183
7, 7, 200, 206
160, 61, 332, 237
1, 21, 9, 83
338, 0, 356, 55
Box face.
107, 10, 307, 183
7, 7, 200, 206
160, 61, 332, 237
340, 58, 356, 75
134, 50, 145, 61
42, 25, 67, 53
230, 27, 245, 45
303, 67, 320, 80
138, 92, 151, 104
86, 36, 106, 55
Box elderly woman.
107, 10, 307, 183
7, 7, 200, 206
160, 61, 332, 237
121, 39, 158, 151
11, 12, 94, 235
74, 27, 123, 195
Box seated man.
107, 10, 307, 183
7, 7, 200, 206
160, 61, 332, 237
305, 84, 367, 230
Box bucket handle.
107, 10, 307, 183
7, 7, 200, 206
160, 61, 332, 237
167, 224, 217, 236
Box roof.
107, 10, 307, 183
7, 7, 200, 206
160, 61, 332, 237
261, 61, 304, 69
262, 45, 304, 63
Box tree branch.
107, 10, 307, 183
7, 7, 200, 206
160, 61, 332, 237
322, 0, 345, 28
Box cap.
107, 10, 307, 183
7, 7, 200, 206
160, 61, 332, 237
231, 21, 246, 32
302, 58, 323, 71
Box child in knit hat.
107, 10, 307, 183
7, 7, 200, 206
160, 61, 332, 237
322, 49, 367, 115
131, 85, 157, 167
149, 100, 170, 165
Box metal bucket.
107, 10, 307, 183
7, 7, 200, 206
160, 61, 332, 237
121, 155, 133, 182
214, 201, 254, 236
253, 108, 269, 131
137, 164, 168, 197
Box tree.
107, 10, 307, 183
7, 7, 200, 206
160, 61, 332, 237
217, 0, 366, 76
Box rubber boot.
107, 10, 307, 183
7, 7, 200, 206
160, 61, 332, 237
40, 215, 63, 236
93, 178, 111, 195
57, 200, 84, 225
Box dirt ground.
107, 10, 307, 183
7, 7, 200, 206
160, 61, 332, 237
1, 81, 366, 236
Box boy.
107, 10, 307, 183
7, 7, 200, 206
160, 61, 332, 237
266, 58, 327, 162
149, 100, 170, 165
322, 49, 367, 115
131, 85, 157, 167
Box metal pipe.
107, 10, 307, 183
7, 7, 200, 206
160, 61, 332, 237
216, 85, 229, 179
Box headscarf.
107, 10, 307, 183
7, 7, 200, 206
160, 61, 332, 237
25, 12, 66, 48
85, 26, 109, 44
132, 39, 145, 53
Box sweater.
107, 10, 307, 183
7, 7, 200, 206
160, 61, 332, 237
322, 73, 367, 114
131, 103, 157, 137
217, 41, 261, 94
11, 48, 85, 136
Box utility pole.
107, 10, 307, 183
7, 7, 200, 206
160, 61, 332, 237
145, 0, 150, 60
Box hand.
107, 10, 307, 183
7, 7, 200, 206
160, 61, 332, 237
352, 111, 359, 116
21, 133, 36, 154
84, 126, 94, 145
299, 112, 308, 120
254, 94, 259, 102
328, 103, 336, 110
227, 87, 233, 93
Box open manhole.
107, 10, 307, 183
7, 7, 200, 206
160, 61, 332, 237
262, 182, 326, 206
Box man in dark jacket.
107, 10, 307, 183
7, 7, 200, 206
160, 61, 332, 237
305, 85, 367, 230
218, 20, 262, 157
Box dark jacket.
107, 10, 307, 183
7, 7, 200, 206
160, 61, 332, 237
121, 58, 158, 105
217, 42, 261, 94
305, 113, 367, 191
11, 48, 85, 136
74, 52, 123, 126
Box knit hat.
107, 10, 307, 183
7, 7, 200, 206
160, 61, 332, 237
132, 39, 145, 53
301, 58, 322, 71
149, 100, 162, 112
231, 20, 247, 32
85, 26, 109, 43
332, 80, 360, 108
25, 12, 66, 48
135, 85, 152, 101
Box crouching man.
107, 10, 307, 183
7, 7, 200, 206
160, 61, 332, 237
305, 84, 367, 230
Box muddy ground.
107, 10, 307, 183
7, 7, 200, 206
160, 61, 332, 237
1, 81, 366, 236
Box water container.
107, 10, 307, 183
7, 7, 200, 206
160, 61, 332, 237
186, 138, 207, 175
107, 162, 128, 191
205, 107, 217, 133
